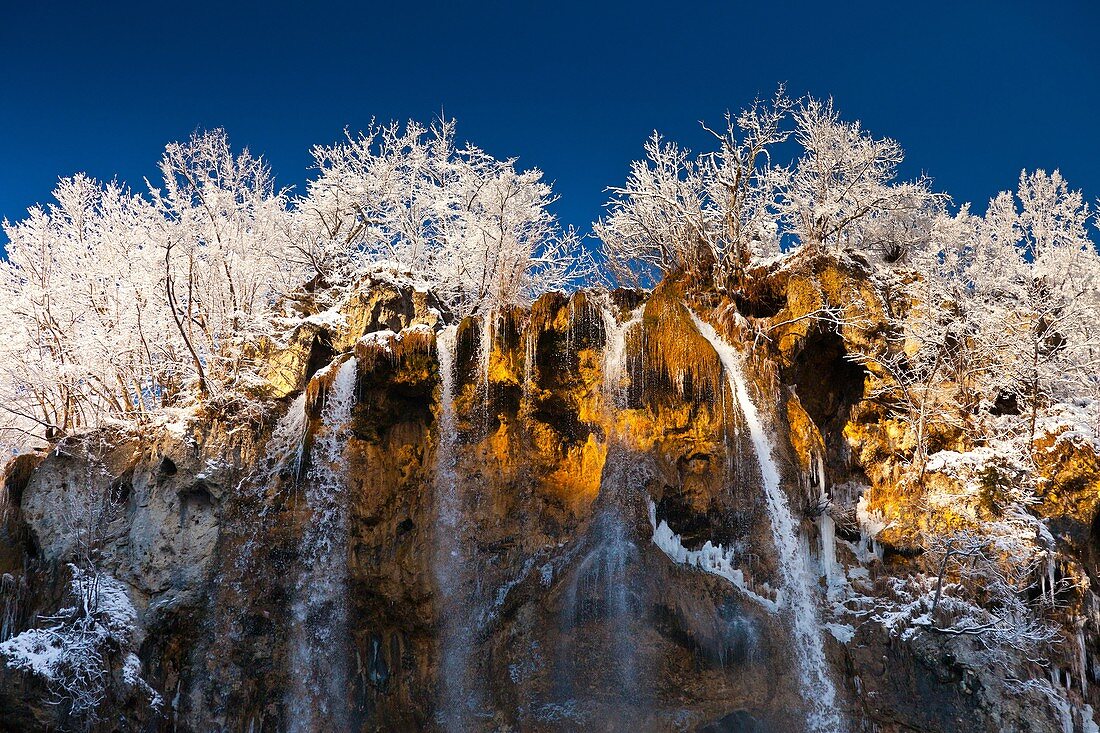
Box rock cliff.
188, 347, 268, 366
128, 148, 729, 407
1, 254, 1098, 732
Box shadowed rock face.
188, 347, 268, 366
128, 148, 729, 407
1, 259, 1098, 732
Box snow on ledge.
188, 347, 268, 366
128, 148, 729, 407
647, 499, 779, 613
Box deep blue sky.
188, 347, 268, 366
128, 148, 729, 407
2, 1, 1099, 246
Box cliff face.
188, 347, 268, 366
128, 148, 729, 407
1, 258, 1098, 732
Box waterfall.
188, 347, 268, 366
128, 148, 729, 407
562, 488, 639, 698
555, 298, 647, 708
432, 324, 483, 729
286, 356, 357, 732
690, 313, 843, 733
261, 392, 309, 489
599, 296, 643, 407
523, 323, 536, 401
479, 312, 494, 396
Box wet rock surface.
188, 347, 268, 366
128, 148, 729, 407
1, 266, 1098, 732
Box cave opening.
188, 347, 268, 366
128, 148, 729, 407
733, 282, 787, 319
785, 327, 865, 430
305, 333, 336, 383
783, 326, 866, 476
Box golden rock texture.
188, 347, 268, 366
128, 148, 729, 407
1, 260, 1098, 732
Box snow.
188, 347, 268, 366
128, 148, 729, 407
357, 329, 397, 352
358, 324, 435, 354
398, 322, 434, 340
648, 498, 778, 612
0, 565, 157, 713
1036, 399, 1100, 452
824, 623, 855, 644
303, 308, 348, 330
0, 626, 66, 679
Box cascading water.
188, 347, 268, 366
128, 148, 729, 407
599, 297, 643, 408
560, 458, 640, 701
479, 312, 494, 393
558, 298, 646, 706
690, 313, 844, 733
286, 356, 357, 732
260, 392, 309, 492
432, 324, 482, 729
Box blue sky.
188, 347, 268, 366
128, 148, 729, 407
2, 1, 1098, 243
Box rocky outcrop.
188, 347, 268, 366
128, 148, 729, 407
1, 261, 1098, 732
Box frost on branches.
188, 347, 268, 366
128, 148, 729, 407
0, 120, 590, 457
596, 89, 946, 289
298, 118, 592, 317
0, 564, 160, 723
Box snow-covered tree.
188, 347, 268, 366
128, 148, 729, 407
150, 129, 301, 397
0, 565, 160, 724
596, 89, 792, 288
0, 175, 167, 446
941, 172, 1100, 449
595, 132, 714, 288
598, 92, 949, 289
298, 118, 589, 317
773, 97, 945, 260
0, 120, 593, 456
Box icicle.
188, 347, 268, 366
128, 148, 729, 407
1056, 696, 1074, 733
1081, 704, 1100, 733
1080, 625, 1089, 696
0, 573, 21, 641
598, 295, 643, 409
648, 499, 778, 612
522, 320, 536, 401
819, 512, 841, 588
1049, 554, 1058, 607
690, 313, 843, 733
807, 448, 841, 589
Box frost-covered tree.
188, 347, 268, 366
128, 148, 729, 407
867, 169, 1100, 467
0, 176, 167, 445
0, 120, 592, 457
0, 131, 304, 452
0, 565, 160, 724
1005, 171, 1100, 444
773, 97, 945, 260
940, 173, 1099, 448
598, 92, 948, 289
298, 118, 588, 317
595, 132, 714, 287
596, 89, 792, 288
0, 437, 159, 724
150, 129, 301, 397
